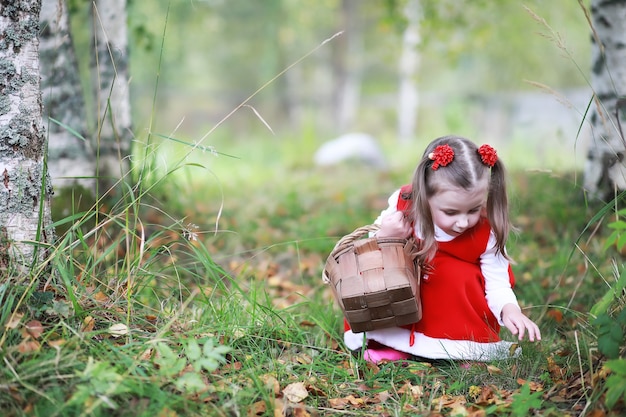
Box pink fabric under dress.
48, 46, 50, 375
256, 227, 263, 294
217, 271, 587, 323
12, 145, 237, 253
343, 186, 520, 361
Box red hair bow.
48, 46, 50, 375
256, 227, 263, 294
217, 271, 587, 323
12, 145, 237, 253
478, 144, 498, 167
428, 144, 454, 170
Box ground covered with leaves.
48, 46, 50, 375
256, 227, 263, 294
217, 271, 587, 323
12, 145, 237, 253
1, 160, 625, 416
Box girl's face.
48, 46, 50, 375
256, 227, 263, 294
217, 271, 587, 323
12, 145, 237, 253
428, 179, 489, 236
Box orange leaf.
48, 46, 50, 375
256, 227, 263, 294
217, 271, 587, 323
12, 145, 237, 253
546, 308, 563, 322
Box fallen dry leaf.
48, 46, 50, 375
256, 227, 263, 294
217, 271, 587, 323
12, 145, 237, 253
328, 397, 350, 409
47, 339, 66, 349
17, 338, 40, 353
262, 374, 280, 395
282, 382, 308, 403
346, 395, 365, 406
108, 323, 129, 337
432, 394, 466, 409
486, 364, 502, 375
81, 316, 95, 332
5, 312, 23, 329
398, 382, 424, 400
517, 378, 544, 392
247, 400, 266, 416
24, 320, 44, 339
93, 291, 110, 303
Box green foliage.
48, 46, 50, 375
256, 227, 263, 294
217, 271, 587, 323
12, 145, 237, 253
591, 207, 626, 361
593, 309, 626, 359
586, 200, 626, 413
67, 357, 134, 412
155, 338, 230, 394
604, 359, 626, 410
604, 208, 626, 252
510, 383, 544, 416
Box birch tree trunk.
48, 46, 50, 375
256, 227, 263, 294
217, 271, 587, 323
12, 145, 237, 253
397, 0, 421, 143
332, 0, 362, 132
40, 0, 94, 192
583, 0, 626, 201
0, 0, 55, 275
92, 0, 131, 193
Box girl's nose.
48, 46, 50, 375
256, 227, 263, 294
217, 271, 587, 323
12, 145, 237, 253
457, 216, 468, 228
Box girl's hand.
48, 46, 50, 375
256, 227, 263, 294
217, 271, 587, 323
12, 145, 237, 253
377, 211, 412, 239
501, 304, 541, 342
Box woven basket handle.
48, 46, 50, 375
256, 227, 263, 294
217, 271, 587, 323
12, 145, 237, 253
322, 224, 421, 285
321, 224, 379, 284
331, 224, 380, 255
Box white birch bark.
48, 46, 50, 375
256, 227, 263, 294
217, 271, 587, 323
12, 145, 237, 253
0, 0, 55, 274
397, 0, 421, 143
92, 0, 131, 191
332, 0, 362, 132
40, 0, 95, 191
583, 0, 626, 200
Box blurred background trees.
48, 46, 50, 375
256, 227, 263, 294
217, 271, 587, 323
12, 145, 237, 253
62, 1, 589, 134
42, 0, 131, 200
43, 1, 604, 193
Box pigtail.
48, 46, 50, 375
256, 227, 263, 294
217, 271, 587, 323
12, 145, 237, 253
411, 143, 440, 264
486, 159, 512, 259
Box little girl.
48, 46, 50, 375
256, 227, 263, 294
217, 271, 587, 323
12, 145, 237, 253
343, 135, 541, 364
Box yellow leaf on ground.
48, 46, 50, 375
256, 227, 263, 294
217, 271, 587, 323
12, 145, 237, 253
82, 316, 95, 332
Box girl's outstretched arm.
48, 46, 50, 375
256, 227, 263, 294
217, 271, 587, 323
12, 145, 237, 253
501, 303, 542, 342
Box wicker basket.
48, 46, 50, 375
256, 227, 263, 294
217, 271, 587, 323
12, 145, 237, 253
322, 225, 422, 333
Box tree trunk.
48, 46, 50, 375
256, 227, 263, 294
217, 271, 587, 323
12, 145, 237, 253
332, 0, 362, 133
397, 0, 421, 143
92, 0, 132, 193
40, 0, 95, 192
583, 0, 626, 201
0, 0, 55, 274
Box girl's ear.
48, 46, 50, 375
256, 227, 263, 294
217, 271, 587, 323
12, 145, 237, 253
480, 206, 487, 217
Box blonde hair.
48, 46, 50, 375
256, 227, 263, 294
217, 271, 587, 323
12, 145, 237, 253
409, 136, 511, 263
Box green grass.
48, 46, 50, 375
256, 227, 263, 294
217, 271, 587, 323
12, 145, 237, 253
1, 132, 625, 416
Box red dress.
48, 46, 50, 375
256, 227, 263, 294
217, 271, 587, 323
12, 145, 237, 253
413, 216, 513, 342
343, 185, 519, 361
